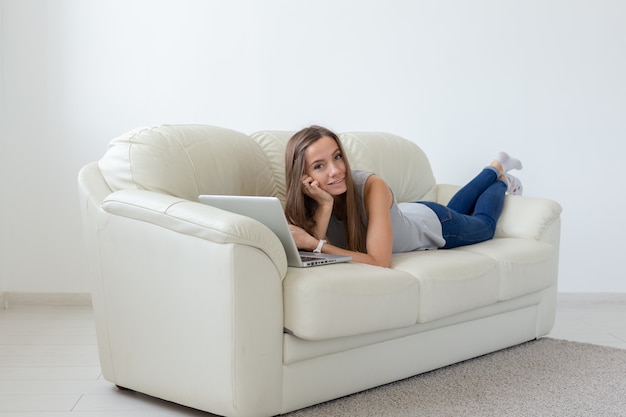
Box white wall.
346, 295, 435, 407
0, 2, 4, 293
1, 0, 624, 293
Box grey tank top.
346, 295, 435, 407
326, 170, 445, 253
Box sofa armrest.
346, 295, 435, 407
495, 195, 562, 241
93, 188, 287, 415
436, 184, 562, 242
102, 189, 288, 278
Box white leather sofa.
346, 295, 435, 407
78, 124, 562, 417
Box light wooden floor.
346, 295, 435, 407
0, 293, 624, 416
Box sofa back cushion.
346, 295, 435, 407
252, 130, 437, 204
99, 125, 278, 201
340, 132, 437, 202
249, 130, 294, 204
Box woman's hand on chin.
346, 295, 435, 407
301, 176, 334, 206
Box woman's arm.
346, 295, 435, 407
289, 175, 394, 268
301, 176, 334, 240
310, 200, 333, 240
361, 175, 394, 267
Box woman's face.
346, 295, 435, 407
303, 135, 347, 196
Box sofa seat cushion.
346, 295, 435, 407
457, 237, 558, 301
392, 250, 500, 323
283, 263, 419, 341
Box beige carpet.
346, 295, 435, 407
284, 338, 626, 417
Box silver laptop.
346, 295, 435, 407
198, 195, 351, 267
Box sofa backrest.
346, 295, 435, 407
252, 130, 437, 204
340, 132, 437, 203
98, 124, 438, 204
249, 130, 294, 203
99, 125, 278, 201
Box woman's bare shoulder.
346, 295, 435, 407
364, 175, 392, 203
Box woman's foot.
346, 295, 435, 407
505, 173, 523, 195
496, 151, 522, 173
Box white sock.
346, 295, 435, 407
505, 173, 523, 195
496, 152, 522, 172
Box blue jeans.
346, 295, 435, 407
419, 167, 506, 249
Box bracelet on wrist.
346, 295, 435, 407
313, 239, 326, 253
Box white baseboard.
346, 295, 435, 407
2, 292, 92, 308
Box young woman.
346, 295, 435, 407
284, 125, 522, 268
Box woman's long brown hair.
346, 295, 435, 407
284, 126, 367, 253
